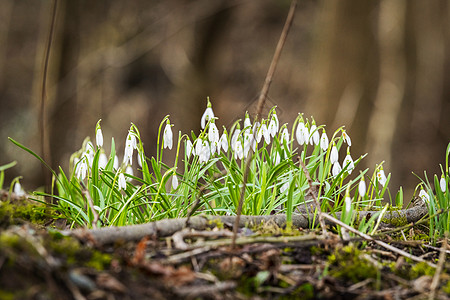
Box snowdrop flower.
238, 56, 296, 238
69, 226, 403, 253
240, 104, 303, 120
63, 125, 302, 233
163, 122, 173, 150
330, 143, 339, 164
320, 130, 329, 151
280, 127, 289, 145
95, 120, 103, 148
309, 124, 320, 145
358, 178, 366, 197
125, 165, 133, 178
219, 130, 228, 153
118, 172, 126, 191
99, 151, 108, 169
268, 111, 279, 138
208, 122, 219, 144
231, 129, 241, 151
75, 158, 88, 181
296, 121, 309, 145
440, 176, 446, 193
113, 155, 119, 169
201, 98, 215, 129
234, 139, 244, 160
198, 140, 210, 163
244, 113, 252, 131
185, 139, 193, 158
14, 182, 25, 197
342, 130, 352, 146
124, 130, 136, 166
343, 148, 354, 174
377, 168, 387, 187
259, 123, 270, 144
85, 141, 95, 166
243, 132, 252, 158
344, 195, 352, 214
332, 161, 341, 177
273, 151, 281, 165
172, 174, 179, 190
137, 152, 143, 168
419, 189, 430, 204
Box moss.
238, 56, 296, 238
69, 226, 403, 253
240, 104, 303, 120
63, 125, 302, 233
443, 280, 450, 294
0, 200, 52, 227
327, 245, 378, 284
85, 251, 112, 271
208, 218, 224, 229
0, 290, 15, 300
410, 262, 435, 278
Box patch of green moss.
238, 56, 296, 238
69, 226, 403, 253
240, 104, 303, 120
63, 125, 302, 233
208, 218, 224, 229
443, 280, 450, 294
0, 200, 52, 227
327, 245, 378, 284
410, 262, 435, 278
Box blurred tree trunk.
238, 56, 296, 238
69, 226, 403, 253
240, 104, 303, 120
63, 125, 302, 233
308, 0, 450, 197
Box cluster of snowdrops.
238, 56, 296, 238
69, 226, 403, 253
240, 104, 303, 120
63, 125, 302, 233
19, 98, 447, 240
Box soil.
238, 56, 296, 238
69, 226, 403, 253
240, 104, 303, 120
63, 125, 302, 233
1, 192, 449, 300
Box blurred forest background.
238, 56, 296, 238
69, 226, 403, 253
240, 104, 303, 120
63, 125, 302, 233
1, 0, 450, 200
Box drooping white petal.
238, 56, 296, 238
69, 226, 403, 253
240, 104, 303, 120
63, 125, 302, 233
219, 133, 228, 153
201, 107, 215, 129
185, 140, 193, 158
172, 175, 179, 189
377, 169, 387, 186
419, 189, 430, 204
309, 125, 320, 145
343, 153, 354, 174
208, 122, 219, 143
234, 140, 243, 160
320, 131, 329, 151
344, 196, 352, 214
358, 179, 366, 197
280, 127, 289, 145
342, 130, 352, 146
163, 123, 173, 150
332, 161, 341, 177
268, 113, 279, 138
231, 129, 241, 152
440, 176, 446, 193
99, 152, 108, 169
14, 182, 25, 197
118, 172, 126, 191
296, 122, 309, 145
330, 145, 339, 164
96, 128, 103, 148
113, 155, 119, 169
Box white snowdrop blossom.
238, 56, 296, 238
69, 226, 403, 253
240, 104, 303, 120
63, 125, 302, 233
343, 149, 354, 174
419, 189, 430, 204
377, 169, 387, 187
332, 161, 341, 177
243, 132, 253, 158
99, 151, 108, 169
358, 179, 366, 197
124, 131, 136, 166
268, 111, 279, 137
309, 124, 320, 145
219, 132, 228, 153
163, 123, 173, 150
280, 127, 289, 145
259, 123, 271, 144
118, 172, 126, 191
208, 122, 219, 143
234, 139, 244, 160
320, 130, 329, 151
198, 140, 211, 163
440, 176, 446, 193
244, 114, 252, 131
342, 130, 352, 146
201, 101, 215, 129
231, 129, 241, 151
344, 196, 352, 214
75, 158, 88, 181
137, 152, 142, 168
14, 182, 25, 197
113, 155, 119, 169
96, 128, 103, 148
85, 141, 95, 166
172, 174, 179, 190
185, 140, 193, 158
296, 121, 309, 145
330, 144, 339, 164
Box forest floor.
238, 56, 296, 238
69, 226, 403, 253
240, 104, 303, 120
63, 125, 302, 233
1, 192, 450, 300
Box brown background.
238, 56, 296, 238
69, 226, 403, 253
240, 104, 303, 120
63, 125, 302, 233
1, 0, 450, 200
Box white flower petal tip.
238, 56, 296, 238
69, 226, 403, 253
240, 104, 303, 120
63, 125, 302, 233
163, 123, 173, 150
